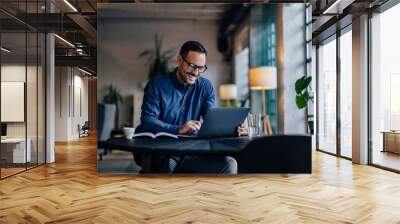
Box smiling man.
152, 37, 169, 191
135, 41, 238, 174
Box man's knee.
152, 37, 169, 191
222, 156, 238, 174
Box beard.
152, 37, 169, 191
179, 69, 197, 85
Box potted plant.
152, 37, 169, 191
295, 74, 314, 134
102, 85, 123, 129
139, 34, 175, 80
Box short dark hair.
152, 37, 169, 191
179, 41, 207, 58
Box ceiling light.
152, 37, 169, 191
1, 47, 11, 53
76, 48, 85, 55
54, 34, 75, 48
322, 0, 354, 15
63, 0, 78, 12
78, 67, 93, 76
323, 0, 341, 14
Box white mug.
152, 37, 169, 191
123, 127, 135, 139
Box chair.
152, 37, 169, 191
234, 135, 312, 174
78, 121, 90, 138
97, 104, 116, 160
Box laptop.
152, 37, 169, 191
182, 108, 249, 138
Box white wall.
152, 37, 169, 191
98, 16, 231, 128
72, 74, 89, 138
1, 65, 28, 139
1, 65, 39, 137
55, 67, 69, 141
55, 67, 89, 141
1, 64, 46, 163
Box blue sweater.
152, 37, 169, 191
135, 69, 215, 134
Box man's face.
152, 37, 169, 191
177, 51, 207, 85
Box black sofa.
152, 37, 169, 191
234, 135, 312, 174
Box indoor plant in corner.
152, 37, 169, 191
102, 84, 123, 129
295, 74, 314, 134
138, 34, 175, 80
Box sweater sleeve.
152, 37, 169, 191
139, 80, 180, 134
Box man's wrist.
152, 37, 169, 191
167, 125, 180, 135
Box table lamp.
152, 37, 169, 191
249, 66, 277, 135
219, 84, 237, 107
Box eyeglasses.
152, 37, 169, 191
180, 54, 207, 73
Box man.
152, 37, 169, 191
136, 41, 243, 174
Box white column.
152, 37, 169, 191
352, 14, 369, 164
45, 0, 56, 163
276, 4, 307, 134
46, 33, 55, 163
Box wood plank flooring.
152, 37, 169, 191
1, 135, 400, 223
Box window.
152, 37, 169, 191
340, 29, 352, 158
317, 36, 337, 155
370, 3, 400, 171
249, 4, 278, 133
316, 24, 353, 159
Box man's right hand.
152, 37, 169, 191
178, 120, 202, 135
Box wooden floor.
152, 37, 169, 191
1, 135, 400, 223
1, 167, 26, 178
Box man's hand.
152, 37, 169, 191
178, 120, 202, 135
237, 123, 248, 137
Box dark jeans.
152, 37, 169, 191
138, 154, 238, 174
170, 155, 238, 174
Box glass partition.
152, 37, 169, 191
1, 30, 28, 177
27, 31, 38, 169
0, 1, 46, 179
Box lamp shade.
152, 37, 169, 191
249, 66, 277, 90
219, 84, 237, 100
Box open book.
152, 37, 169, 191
133, 132, 179, 139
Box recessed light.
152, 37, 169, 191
1, 47, 11, 53
54, 34, 75, 48
78, 67, 93, 76
322, 0, 354, 15
63, 0, 78, 12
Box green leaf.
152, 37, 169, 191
295, 75, 312, 94
294, 75, 313, 110
296, 95, 307, 109
295, 78, 305, 94
304, 76, 312, 89
302, 90, 309, 100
